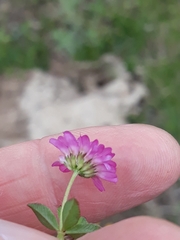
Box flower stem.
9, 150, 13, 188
59, 171, 78, 233
57, 231, 64, 240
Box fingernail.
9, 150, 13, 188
0, 219, 55, 240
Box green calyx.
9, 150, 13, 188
65, 154, 96, 178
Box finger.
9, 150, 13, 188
0, 124, 180, 232
0, 219, 56, 240
80, 216, 180, 240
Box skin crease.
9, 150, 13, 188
0, 124, 180, 240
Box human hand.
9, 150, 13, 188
0, 124, 180, 240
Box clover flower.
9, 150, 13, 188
49, 131, 117, 191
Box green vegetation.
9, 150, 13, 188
0, 0, 180, 141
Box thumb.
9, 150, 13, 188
0, 219, 56, 240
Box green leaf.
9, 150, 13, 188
66, 217, 100, 239
62, 198, 80, 231
28, 203, 58, 231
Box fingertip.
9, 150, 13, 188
114, 124, 180, 195
80, 216, 180, 240
0, 220, 56, 240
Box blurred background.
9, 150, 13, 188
0, 0, 180, 230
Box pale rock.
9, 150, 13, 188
20, 60, 147, 140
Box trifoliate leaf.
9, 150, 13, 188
66, 217, 100, 239
62, 198, 80, 231
28, 203, 58, 231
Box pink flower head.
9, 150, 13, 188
49, 131, 117, 191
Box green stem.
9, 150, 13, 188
59, 171, 78, 232
57, 231, 64, 240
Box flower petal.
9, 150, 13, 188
57, 136, 67, 145
59, 164, 71, 173
92, 176, 105, 192
90, 139, 99, 152
96, 171, 117, 182
52, 161, 70, 172
77, 135, 91, 154
85, 139, 99, 160
103, 153, 115, 161
63, 131, 79, 155
104, 160, 117, 171
59, 156, 66, 164
96, 144, 105, 154
102, 147, 113, 155
90, 156, 105, 164
96, 163, 116, 173
52, 161, 61, 167
49, 137, 70, 155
